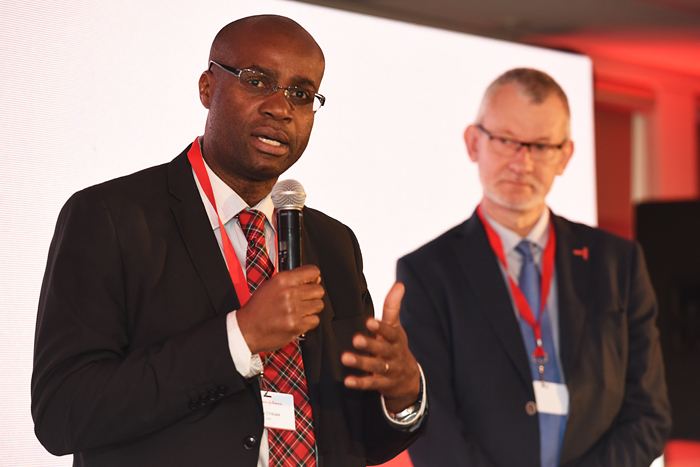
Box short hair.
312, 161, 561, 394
475, 68, 570, 126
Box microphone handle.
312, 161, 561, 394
277, 208, 303, 271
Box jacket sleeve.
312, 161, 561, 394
31, 189, 246, 455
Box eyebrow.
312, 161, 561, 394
492, 128, 560, 144
246, 64, 319, 91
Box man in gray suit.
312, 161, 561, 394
398, 68, 670, 467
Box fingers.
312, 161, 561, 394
340, 281, 420, 404
237, 265, 325, 354
267, 266, 324, 308
294, 314, 321, 341
353, 327, 399, 357
289, 264, 322, 285
276, 266, 324, 302
340, 331, 397, 383
356, 282, 405, 349
292, 282, 325, 304
341, 351, 390, 377
341, 348, 420, 404
381, 281, 405, 327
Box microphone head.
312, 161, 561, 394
272, 179, 306, 210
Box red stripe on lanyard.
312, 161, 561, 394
476, 205, 556, 360
187, 138, 276, 306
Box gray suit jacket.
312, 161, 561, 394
398, 210, 670, 467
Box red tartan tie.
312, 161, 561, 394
238, 209, 274, 293
237, 209, 316, 467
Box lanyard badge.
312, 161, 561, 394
476, 205, 556, 380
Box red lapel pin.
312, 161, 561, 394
573, 247, 589, 260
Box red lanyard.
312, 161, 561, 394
187, 138, 275, 307
476, 205, 556, 360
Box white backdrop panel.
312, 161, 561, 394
0, 0, 595, 464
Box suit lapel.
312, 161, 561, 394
552, 215, 590, 382
297, 218, 330, 386
167, 148, 241, 316
455, 212, 533, 387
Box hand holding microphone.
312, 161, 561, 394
236, 180, 325, 354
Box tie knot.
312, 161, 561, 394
516, 240, 537, 263
237, 209, 267, 244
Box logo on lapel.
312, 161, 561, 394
572, 247, 589, 260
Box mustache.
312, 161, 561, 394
499, 176, 543, 190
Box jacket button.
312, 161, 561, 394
217, 386, 228, 396
525, 401, 537, 416
198, 395, 208, 406
188, 400, 198, 410
244, 436, 258, 450
208, 390, 218, 401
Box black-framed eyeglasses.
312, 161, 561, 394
476, 124, 567, 161
209, 60, 325, 112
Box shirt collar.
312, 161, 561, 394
195, 138, 276, 230
480, 206, 551, 255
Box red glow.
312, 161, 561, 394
377, 451, 413, 467
665, 440, 700, 466
528, 30, 700, 77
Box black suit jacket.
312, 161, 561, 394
398, 210, 670, 467
32, 146, 419, 467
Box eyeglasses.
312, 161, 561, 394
209, 60, 326, 112
476, 124, 567, 161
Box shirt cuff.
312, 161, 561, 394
226, 310, 263, 378
381, 363, 427, 429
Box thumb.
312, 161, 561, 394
382, 282, 405, 327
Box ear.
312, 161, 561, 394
555, 140, 574, 175
464, 125, 480, 163
199, 71, 212, 109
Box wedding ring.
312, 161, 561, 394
383, 362, 390, 374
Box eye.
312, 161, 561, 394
533, 144, 549, 152
287, 87, 313, 103
239, 70, 273, 91
497, 137, 515, 147
244, 76, 269, 89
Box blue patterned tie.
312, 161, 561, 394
515, 240, 566, 467
517, 241, 541, 317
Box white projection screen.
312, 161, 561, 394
0, 0, 595, 464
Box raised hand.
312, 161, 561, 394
341, 282, 421, 414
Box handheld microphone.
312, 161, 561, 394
271, 179, 306, 271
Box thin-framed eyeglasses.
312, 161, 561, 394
209, 60, 326, 112
476, 124, 567, 161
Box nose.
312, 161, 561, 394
259, 86, 293, 120
508, 143, 535, 172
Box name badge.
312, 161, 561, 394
532, 381, 569, 416
261, 391, 295, 431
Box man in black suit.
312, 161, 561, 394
398, 68, 670, 467
32, 15, 425, 467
